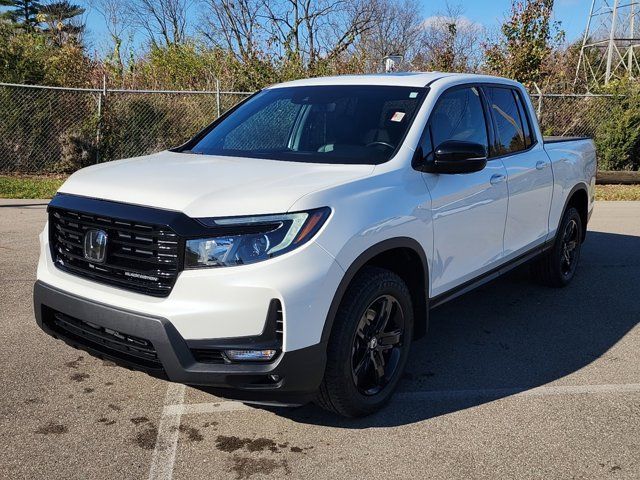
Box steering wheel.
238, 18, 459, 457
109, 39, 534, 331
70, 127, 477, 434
366, 141, 395, 150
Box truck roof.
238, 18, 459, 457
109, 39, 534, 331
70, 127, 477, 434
268, 72, 520, 89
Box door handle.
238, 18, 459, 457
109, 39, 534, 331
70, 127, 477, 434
536, 160, 548, 170
490, 173, 506, 185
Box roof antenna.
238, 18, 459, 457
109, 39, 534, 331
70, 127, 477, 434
383, 55, 403, 73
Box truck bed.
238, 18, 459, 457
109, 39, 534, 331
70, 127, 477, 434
543, 136, 591, 144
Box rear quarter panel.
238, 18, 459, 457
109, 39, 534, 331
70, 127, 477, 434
544, 139, 597, 238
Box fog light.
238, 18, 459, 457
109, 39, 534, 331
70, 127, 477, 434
224, 349, 277, 362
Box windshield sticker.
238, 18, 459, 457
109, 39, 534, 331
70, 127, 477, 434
390, 111, 406, 122
409, 92, 419, 98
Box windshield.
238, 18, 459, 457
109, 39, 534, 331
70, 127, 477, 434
187, 85, 428, 165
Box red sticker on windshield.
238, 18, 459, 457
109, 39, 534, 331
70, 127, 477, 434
390, 112, 405, 122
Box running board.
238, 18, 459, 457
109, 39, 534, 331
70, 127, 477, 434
429, 240, 555, 310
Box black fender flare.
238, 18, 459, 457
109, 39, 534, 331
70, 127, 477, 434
320, 237, 430, 344
554, 183, 589, 242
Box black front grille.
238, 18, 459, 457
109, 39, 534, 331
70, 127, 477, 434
49, 207, 181, 297
46, 309, 162, 370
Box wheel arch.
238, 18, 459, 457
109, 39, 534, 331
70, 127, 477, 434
558, 183, 589, 243
321, 237, 430, 344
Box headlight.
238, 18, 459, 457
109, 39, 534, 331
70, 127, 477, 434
185, 207, 331, 268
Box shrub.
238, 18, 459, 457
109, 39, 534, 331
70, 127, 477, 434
594, 88, 640, 171
52, 129, 97, 173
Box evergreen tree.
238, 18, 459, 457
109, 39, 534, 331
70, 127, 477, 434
39, 1, 85, 45
0, 0, 43, 30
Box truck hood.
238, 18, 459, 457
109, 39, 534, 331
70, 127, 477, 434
58, 151, 374, 217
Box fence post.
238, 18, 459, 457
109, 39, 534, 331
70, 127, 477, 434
534, 83, 543, 119
95, 75, 106, 164
216, 78, 221, 118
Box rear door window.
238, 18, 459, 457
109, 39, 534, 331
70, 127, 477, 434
484, 86, 527, 155
513, 91, 534, 148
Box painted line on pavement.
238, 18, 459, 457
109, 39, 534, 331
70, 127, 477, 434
163, 400, 254, 416
146, 380, 640, 480
162, 382, 640, 417
148, 383, 186, 480
395, 382, 640, 402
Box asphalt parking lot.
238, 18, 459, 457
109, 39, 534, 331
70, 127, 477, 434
1, 199, 639, 480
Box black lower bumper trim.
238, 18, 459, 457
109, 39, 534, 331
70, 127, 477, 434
33, 281, 326, 403
49, 310, 163, 369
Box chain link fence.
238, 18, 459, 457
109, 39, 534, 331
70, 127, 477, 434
0, 83, 623, 173
0, 83, 252, 173
529, 93, 614, 139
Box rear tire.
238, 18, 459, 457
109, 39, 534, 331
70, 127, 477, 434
531, 206, 583, 287
316, 266, 413, 417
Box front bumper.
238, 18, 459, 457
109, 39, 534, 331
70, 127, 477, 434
38, 219, 344, 352
34, 281, 326, 405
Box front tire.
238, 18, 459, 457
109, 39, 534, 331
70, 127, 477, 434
531, 206, 583, 287
316, 266, 413, 417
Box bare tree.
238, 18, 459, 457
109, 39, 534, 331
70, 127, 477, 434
90, 0, 132, 75
317, 0, 378, 63
357, 0, 424, 72
200, 0, 265, 62
129, 0, 192, 47
201, 0, 376, 68
418, 4, 484, 72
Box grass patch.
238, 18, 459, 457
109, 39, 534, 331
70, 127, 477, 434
0, 175, 66, 199
595, 184, 640, 201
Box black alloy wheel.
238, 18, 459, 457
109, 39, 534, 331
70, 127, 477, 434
316, 266, 414, 417
351, 295, 405, 396
560, 218, 580, 278
531, 206, 583, 287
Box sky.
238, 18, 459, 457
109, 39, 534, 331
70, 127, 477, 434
81, 0, 595, 55
455, 0, 590, 41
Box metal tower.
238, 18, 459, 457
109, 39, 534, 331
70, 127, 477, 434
575, 0, 640, 88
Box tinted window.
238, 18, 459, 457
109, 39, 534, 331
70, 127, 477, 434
513, 91, 533, 147
427, 86, 488, 154
485, 87, 527, 155
223, 98, 301, 151
189, 85, 427, 164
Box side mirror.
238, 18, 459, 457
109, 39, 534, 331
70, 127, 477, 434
416, 140, 487, 174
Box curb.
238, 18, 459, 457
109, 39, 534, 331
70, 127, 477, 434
596, 171, 640, 185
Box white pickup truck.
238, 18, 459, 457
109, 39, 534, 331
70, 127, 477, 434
34, 72, 596, 417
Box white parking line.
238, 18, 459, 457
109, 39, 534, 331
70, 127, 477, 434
161, 382, 640, 418
146, 381, 640, 479
163, 400, 253, 416
148, 383, 186, 480
394, 382, 640, 401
